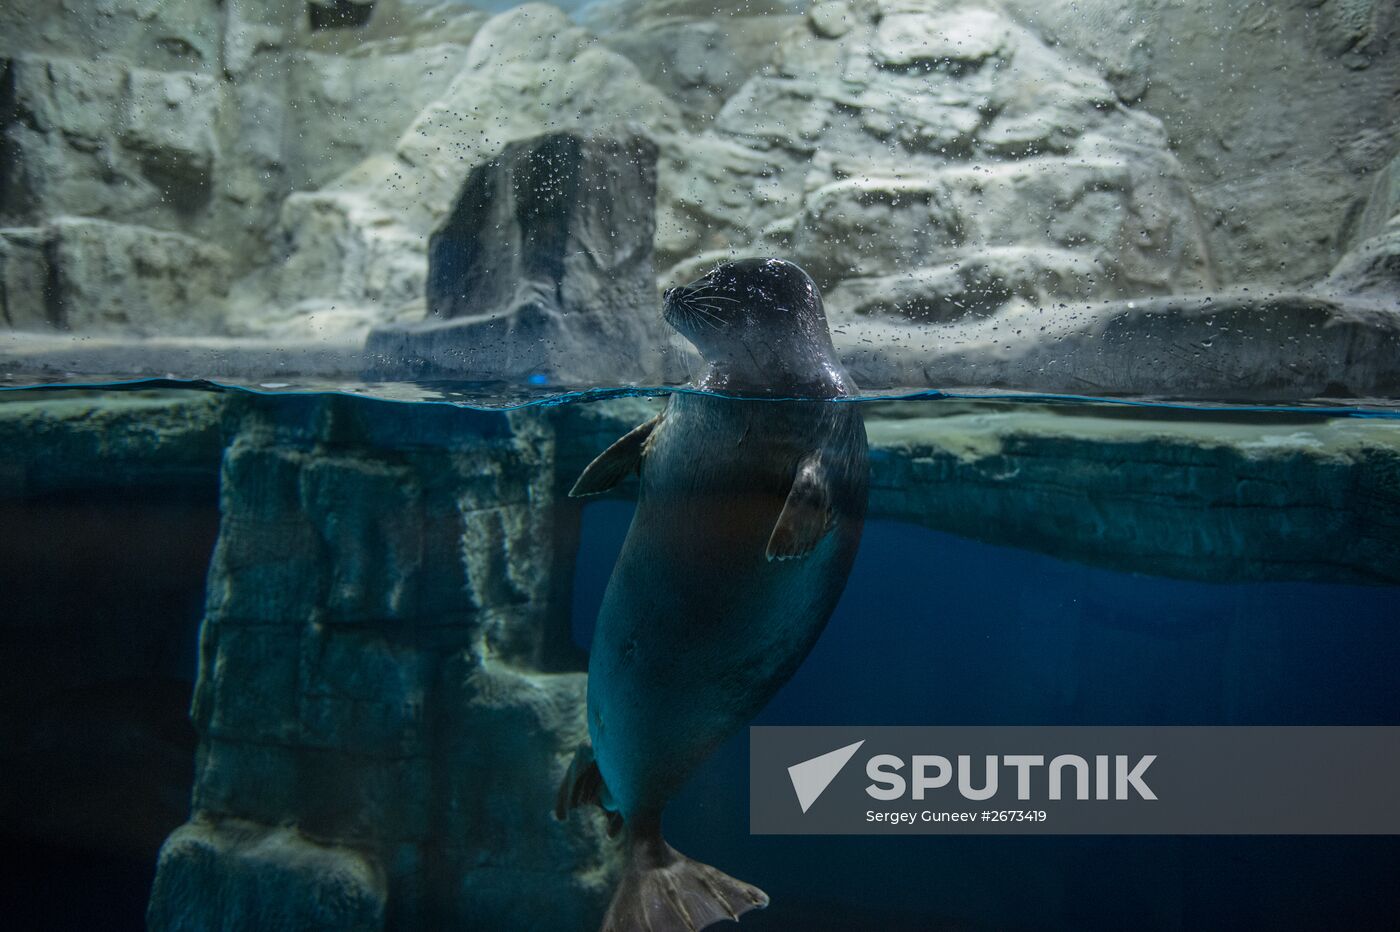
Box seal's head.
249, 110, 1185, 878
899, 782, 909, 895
662, 258, 854, 397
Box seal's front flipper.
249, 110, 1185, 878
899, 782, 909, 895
604, 826, 768, 932
766, 455, 833, 561
570, 414, 664, 497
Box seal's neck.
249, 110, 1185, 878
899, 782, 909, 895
697, 351, 856, 398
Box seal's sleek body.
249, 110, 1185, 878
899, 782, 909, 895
558, 259, 868, 932
589, 392, 867, 818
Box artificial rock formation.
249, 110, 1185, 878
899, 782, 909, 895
997, 0, 1398, 287
146, 393, 614, 932
0, 1, 296, 331
564, 395, 1400, 585
265, 3, 681, 324
864, 403, 1400, 585
1, 0, 1396, 395
1325, 152, 1400, 302
364, 130, 679, 383
11, 218, 233, 335
653, 0, 1214, 325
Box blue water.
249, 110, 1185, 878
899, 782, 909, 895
6, 382, 1399, 929
573, 506, 1400, 931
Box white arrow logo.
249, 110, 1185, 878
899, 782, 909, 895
787, 740, 865, 813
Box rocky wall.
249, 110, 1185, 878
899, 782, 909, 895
146, 392, 615, 931
1, 2, 1394, 397
998, 0, 1399, 288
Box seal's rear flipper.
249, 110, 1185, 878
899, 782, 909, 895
570, 413, 664, 497
604, 831, 768, 932
555, 741, 624, 835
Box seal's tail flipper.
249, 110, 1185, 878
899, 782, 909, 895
603, 832, 768, 932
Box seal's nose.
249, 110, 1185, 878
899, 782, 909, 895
663, 287, 676, 301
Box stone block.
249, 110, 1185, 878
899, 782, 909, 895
47, 217, 231, 333
297, 454, 427, 623
205, 444, 322, 624
191, 740, 300, 825
148, 820, 386, 932
0, 227, 53, 329
205, 625, 302, 744
295, 751, 432, 844
1, 55, 144, 221
365, 129, 676, 383
121, 68, 220, 182
297, 630, 430, 756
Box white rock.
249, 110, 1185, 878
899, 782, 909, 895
121, 68, 221, 180
47, 217, 232, 334
872, 9, 1010, 69
810, 1, 858, 39
0, 228, 52, 330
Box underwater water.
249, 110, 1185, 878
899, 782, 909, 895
2, 382, 1399, 931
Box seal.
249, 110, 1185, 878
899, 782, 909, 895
555, 258, 869, 931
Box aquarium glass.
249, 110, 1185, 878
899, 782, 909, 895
1, 1, 1397, 931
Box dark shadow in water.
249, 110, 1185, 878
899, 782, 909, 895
0, 493, 215, 931
574, 506, 1400, 931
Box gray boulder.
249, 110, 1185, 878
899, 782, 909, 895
1, 217, 233, 334
268, 3, 681, 318
364, 129, 677, 383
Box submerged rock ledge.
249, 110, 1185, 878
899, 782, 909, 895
4, 390, 1397, 585
560, 396, 1400, 585
864, 406, 1400, 585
